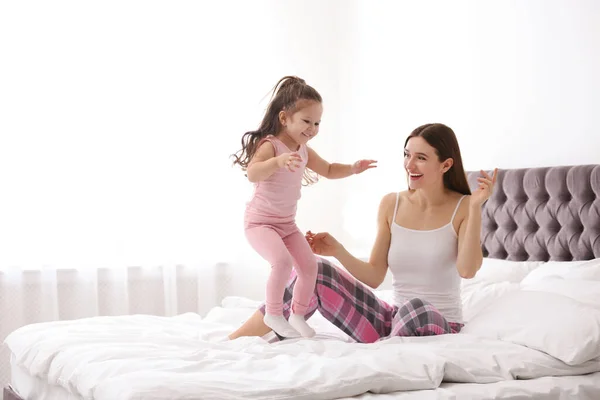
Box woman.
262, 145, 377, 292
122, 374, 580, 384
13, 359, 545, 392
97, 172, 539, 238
229, 123, 497, 343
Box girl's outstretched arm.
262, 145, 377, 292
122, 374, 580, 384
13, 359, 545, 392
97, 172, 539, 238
306, 147, 376, 179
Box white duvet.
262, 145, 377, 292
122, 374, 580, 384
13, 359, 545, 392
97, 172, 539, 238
5, 310, 600, 400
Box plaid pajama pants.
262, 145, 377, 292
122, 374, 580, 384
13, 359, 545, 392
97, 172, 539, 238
259, 258, 463, 343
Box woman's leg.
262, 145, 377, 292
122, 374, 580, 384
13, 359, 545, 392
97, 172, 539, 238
228, 309, 272, 340
309, 259, 395, 343
390, 298, 463, 337
230, 258, 395, 343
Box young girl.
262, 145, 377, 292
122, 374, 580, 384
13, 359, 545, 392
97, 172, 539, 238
232, 76, 376, 338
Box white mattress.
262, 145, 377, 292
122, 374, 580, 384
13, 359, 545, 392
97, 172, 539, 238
5, 303, 600, 400
11, 356, 77, 400
9, 342, 600, 400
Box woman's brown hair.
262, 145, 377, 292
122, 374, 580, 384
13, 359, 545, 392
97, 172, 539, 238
405, 123, 471, 195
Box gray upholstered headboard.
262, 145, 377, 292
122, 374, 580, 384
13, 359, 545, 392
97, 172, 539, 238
466, 164, 600, 262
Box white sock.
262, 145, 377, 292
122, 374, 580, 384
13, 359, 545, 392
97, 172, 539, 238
263, 314, 300, 338
288, 313, 315, 338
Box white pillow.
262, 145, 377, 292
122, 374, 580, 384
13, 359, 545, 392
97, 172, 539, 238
221, 296, 262, 309
204, 306, 257, 326
520, 258, 600, 285
461, 281, 520, 322
462, 258, 542, 290
520, 277, 600, 310
461, 290, 600, 365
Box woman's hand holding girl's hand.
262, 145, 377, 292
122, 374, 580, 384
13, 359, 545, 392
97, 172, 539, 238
305, 231, 342, 256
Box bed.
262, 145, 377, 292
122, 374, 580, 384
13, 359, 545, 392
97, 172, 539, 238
3, 163, 600, 400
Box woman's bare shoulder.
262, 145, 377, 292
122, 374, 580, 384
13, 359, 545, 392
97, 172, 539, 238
380, 190, 412, 206
377, 192, 404, 218
454, 192, 473, 222
379, 192, 397, 208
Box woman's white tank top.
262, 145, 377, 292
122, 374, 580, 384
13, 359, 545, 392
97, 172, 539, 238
387, 193, 466, 323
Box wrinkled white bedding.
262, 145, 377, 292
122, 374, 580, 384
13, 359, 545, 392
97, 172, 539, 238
6, 257, 600, 399
5, 311, 600, 400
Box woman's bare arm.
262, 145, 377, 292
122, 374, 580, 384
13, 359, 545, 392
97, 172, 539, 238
320, 193, 395, 288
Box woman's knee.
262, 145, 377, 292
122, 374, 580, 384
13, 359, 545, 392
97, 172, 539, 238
316, 258, 338, 279
407, 298, 426, 309
316, 258, 364, 290
404, 297, 438, 311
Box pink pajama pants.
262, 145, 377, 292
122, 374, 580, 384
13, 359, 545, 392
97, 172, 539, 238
245, 221, 317, 316
260, 259, 464, 343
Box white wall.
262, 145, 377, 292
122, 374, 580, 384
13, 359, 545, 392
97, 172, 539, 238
0, 0, 598, 268
335, 0, 600, 255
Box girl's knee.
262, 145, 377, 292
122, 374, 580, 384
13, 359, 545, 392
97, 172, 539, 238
295, 265, 318, 281
271, 253, 294, 270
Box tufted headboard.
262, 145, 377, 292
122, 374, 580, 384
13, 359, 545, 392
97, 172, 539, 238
466, 164, 600, 262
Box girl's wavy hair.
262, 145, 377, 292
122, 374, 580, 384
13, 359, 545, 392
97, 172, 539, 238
231, 76, 322, 185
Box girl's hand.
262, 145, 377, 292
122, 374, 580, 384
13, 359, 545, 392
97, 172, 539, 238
351, 159, 378, 174
305, 230, 342, 256
277, 152, 303, 172
471, 168, 498, 207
